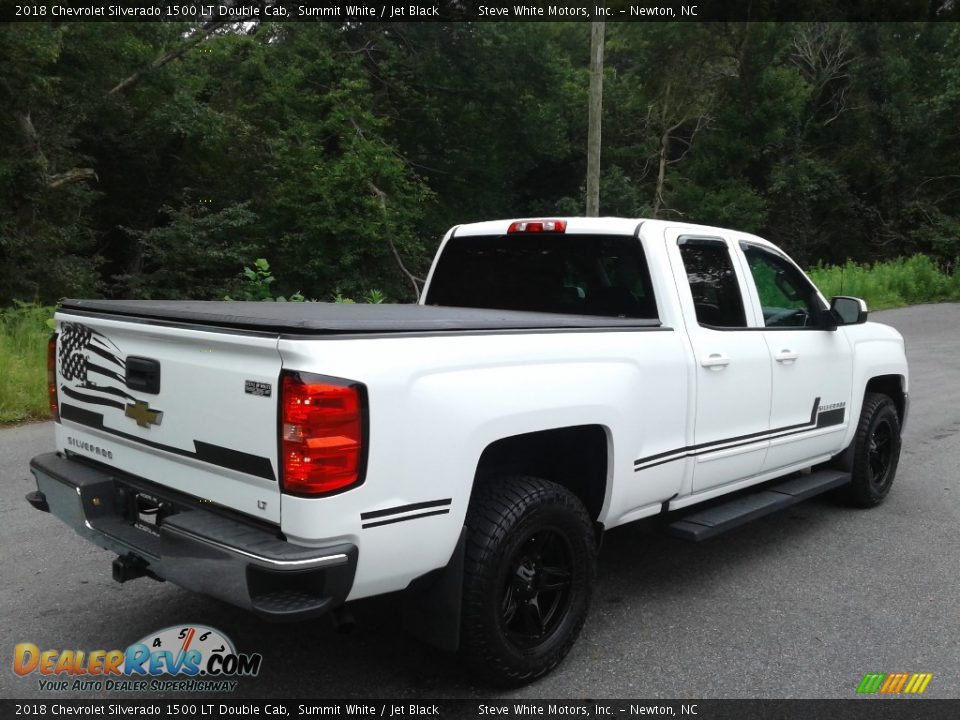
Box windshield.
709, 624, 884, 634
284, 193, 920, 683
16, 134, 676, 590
425, 233, 658, 319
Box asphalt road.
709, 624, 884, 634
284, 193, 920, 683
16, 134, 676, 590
2, 304, 958, 701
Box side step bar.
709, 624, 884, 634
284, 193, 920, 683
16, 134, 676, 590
667, 469, 851, 542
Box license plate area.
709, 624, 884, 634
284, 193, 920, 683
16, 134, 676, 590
116, 484, 180, 537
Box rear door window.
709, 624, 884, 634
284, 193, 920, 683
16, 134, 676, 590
678, 239, 747, 328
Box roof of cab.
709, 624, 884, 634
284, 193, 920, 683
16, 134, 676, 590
449, 217, 778, 251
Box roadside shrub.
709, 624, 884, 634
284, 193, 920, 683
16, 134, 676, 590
229, 258, 384, 304
808, 255, 960, 310
0, 303, 54, 423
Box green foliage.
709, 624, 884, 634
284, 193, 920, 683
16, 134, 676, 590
228, 259, 381, 304
332, 288, 386, 304
1, 21, 959, 307
6, 20, 960, 423
0, 303, 54, 424
227, 258, 276, 301
118, 202, 258, 299
809, 255, 960, 310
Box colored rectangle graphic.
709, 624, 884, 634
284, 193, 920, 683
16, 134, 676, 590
857, 672, 933, 694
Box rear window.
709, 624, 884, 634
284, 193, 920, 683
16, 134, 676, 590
425, 234, 658, 319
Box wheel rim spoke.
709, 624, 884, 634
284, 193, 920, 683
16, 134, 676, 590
499, 526, 575, 648
867, 419, 893, 487
538, 565, 572, 592
520, 599, 545, 637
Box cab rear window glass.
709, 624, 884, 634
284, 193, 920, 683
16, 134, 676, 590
425, 234, 658, 319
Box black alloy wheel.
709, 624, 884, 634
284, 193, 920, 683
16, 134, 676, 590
846, 393, 902, 507
500, 527, 574, 649
867, 416, 894, 492
460, 476, 597, 685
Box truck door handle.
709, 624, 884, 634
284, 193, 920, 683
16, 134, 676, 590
700, 353, 730, 369
775, 350, 799, 363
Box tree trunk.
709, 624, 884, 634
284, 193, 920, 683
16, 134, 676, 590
652, 131, 669, 218
586, 21, 605, 217
652, 80, 671, 218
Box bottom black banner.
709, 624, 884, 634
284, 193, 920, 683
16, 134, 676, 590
3, 699, 959, 720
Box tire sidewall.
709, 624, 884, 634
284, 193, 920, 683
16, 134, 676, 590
463, 479, 597, 682
852, 397, 901, 505
487, 500, 593, 668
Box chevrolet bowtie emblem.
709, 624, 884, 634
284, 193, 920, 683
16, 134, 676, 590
124, 400, 164, 428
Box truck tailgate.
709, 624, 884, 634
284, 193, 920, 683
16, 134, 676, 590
53, 313, 282, 523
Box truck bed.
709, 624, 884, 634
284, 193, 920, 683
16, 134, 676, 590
59, 299, 661, 335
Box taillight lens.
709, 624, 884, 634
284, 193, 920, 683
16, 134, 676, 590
48, 333, 59, 422
280, 371, 367, 496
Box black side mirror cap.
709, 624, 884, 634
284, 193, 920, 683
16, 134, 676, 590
830, 296, 869, 326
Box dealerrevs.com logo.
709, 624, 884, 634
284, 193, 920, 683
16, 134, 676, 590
14, 625, 262, 693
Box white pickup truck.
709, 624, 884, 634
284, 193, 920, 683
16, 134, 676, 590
28, 217, 908, 684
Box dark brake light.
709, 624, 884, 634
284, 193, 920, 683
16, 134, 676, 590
280, 371, 367, 496
507, 219, 567, 234
48, 334, 59, 422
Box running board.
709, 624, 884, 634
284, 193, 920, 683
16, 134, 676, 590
667, 470, 851, 542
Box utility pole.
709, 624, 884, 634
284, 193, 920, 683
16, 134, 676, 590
586, 20, 605, 217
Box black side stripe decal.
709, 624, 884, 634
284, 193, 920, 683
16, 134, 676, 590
634, 397, 846, 472
60, 403, 276, 481
361, 498, 452, 520
363, 509, 451, 529
361, 498, 452, 528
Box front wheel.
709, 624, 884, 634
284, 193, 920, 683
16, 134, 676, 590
845, 393, 902, 507
460, 476, 597, 686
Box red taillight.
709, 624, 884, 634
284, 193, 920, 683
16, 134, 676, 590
507, 219, 567, 234
280, 371, 366, 496
48, 333, 59, 422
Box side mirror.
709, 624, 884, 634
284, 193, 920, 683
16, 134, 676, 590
830, 296, 869, 326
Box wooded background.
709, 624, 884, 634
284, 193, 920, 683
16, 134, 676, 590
2, 21, 958, 305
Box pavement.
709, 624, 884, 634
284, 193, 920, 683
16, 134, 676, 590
1, 303, 958, 700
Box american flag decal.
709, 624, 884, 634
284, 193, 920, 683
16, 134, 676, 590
59, 322, 136, 411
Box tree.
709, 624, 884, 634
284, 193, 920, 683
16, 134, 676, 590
586, 21, 605, 216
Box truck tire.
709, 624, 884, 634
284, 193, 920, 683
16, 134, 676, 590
844, 393, 902, 508
460, 476, 597, 685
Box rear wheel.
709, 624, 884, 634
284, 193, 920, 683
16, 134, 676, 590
460, 476, 597, 686
845, 393, 902, 507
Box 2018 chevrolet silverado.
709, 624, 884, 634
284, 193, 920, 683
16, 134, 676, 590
27, 217, 908, 684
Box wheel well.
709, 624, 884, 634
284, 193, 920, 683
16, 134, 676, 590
473, 425, 609, 521
865, 374, 906, 423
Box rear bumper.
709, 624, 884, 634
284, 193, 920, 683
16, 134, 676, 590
28, 452, 357, 622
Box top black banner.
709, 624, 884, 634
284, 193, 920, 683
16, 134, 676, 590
2, 0, 958, 23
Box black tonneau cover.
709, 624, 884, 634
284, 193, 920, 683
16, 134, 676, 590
59, 300, 662, 335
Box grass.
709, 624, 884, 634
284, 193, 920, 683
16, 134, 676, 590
1, 254, 959, 425
808, 254, 960, 311
0, 303, 54, 424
